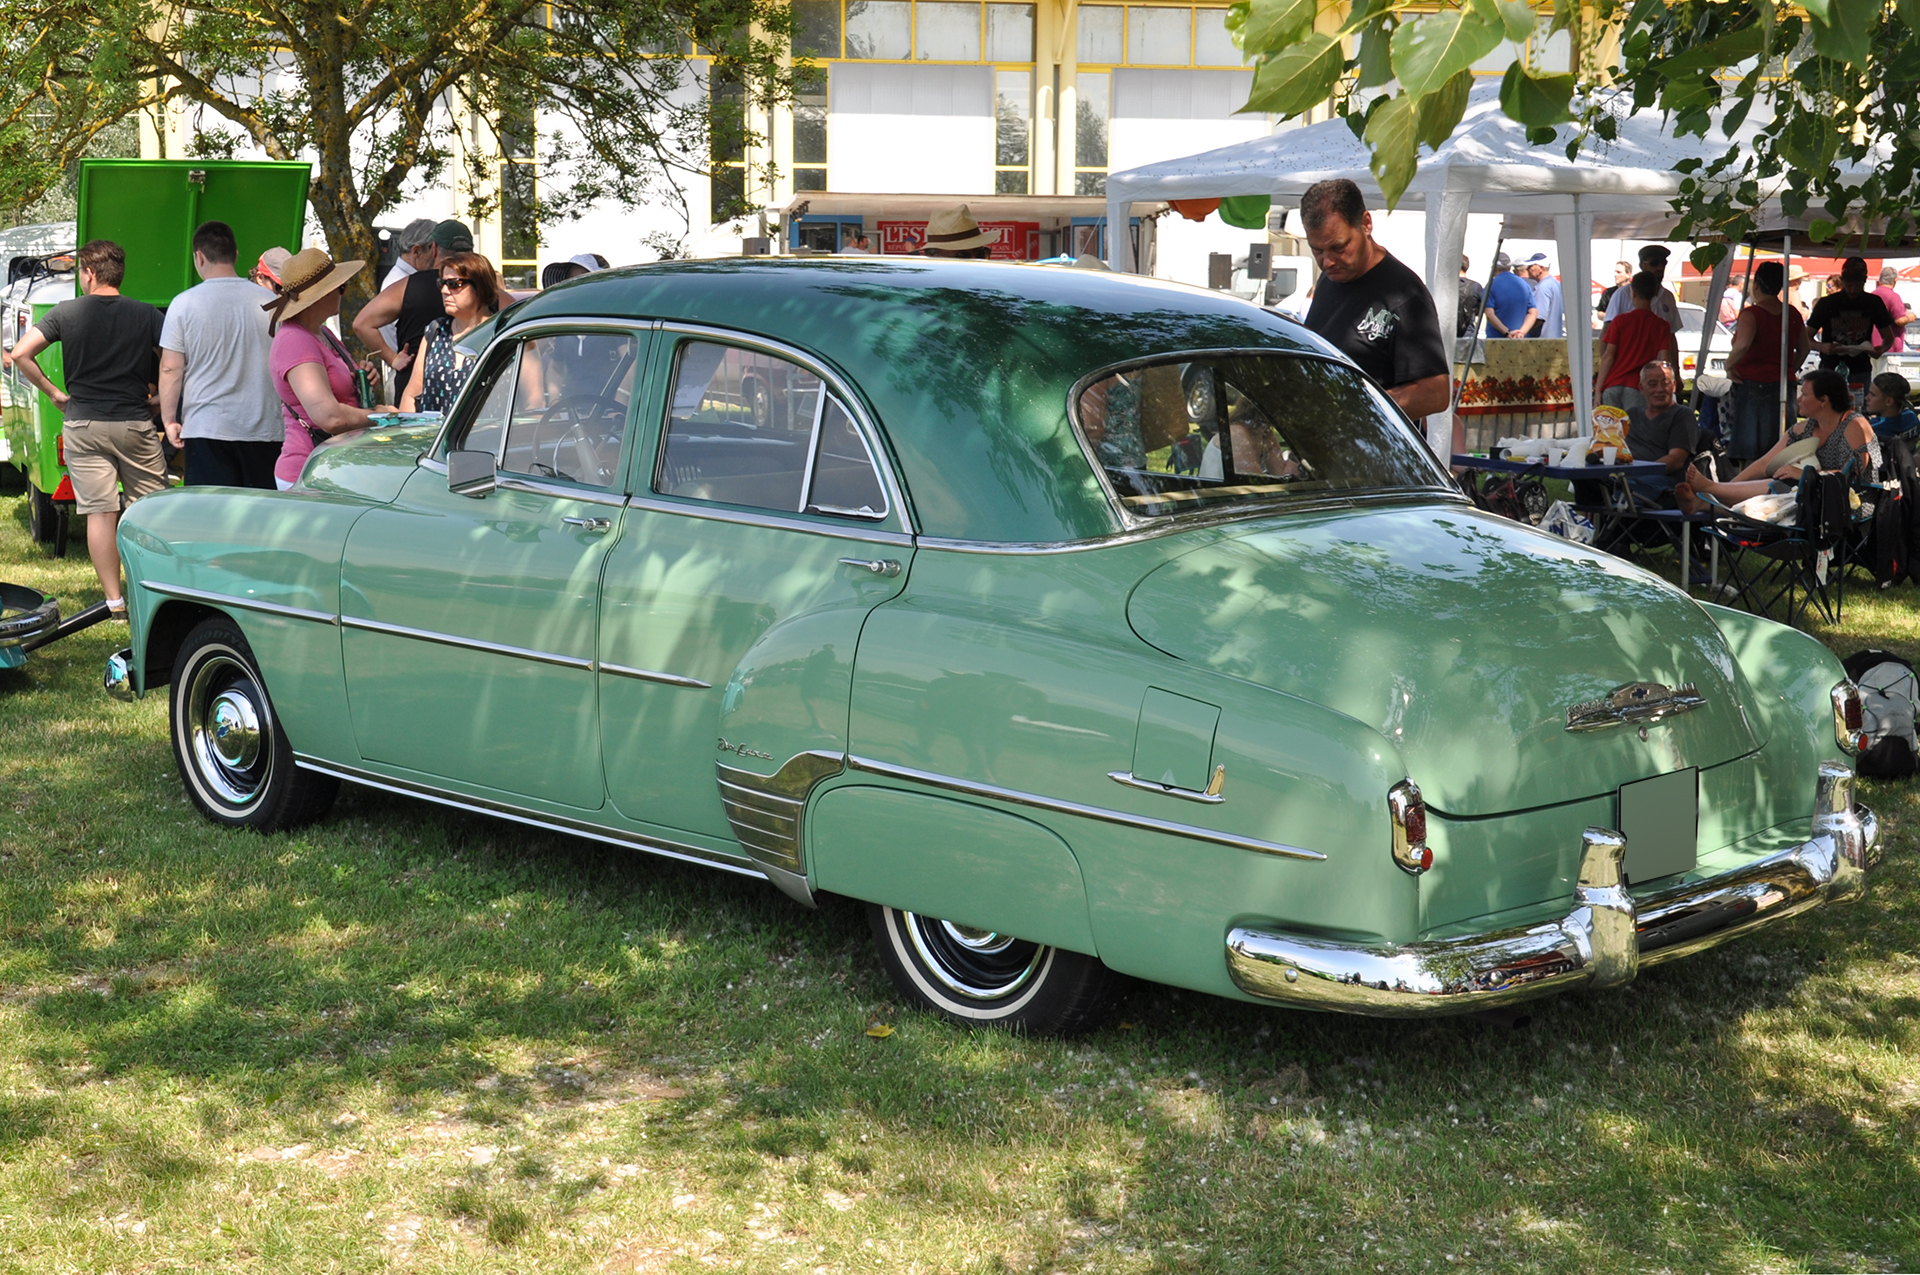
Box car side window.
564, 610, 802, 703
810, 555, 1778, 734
499, 332, 638, 490
449, 348, 518, 460
655, 340, 888, 520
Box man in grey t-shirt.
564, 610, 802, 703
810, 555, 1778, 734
159, 220, 284, 488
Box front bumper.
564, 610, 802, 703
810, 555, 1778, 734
1227, 763, 1879, 1017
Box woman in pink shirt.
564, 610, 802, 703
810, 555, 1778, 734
265, 247, 390, 489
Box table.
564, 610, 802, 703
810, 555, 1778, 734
1452, 454, 1712, 586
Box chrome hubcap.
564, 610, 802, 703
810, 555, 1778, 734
185, 653, 272, 807
902, 912, 1045, 1000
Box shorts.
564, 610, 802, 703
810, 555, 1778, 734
62, 418, 168, 515
183, 437, 282, 490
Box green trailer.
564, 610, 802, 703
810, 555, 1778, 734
2, 158, 310, 554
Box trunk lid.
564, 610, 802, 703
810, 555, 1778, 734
1126, 504, 1759, 816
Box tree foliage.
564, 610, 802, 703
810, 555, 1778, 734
1231, 0, 1901, 265
0, 0, 796, 306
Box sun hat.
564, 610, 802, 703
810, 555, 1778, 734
921, 205, 999, 254
432, 219, 475, 253
255, 245, 293, 286
261, 246, 366, 331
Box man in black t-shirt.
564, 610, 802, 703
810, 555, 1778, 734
1808, 255, 1897, 392
351, 218, 475, 373
8, 239, 165, 613
1456, 256, 1484, 338
1300, 179, 1451, 435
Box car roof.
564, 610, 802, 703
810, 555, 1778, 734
503, 257, 1331, 544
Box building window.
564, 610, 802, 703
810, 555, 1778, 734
788, 1, 1036, 194
1076, 5, 1240, 68
794, 80, 828, 190
497, 86, 537, 290
995, 69, 1031, 193
1074, 70, 1109, 195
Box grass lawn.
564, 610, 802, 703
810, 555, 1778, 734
1, 489, 1917, 1274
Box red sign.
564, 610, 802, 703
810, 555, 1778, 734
877, 220, 1041, 261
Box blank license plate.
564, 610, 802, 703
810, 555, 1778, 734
1617, 768, 1698, 885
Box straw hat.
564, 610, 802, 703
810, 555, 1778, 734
262, 247, 365, 330
921, 205, 999, 255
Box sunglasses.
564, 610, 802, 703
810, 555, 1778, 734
440, 277, 471, 292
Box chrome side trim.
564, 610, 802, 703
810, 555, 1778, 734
497, 475, 630, 508
1107, 768, 1224, 804
846, 755, 1325, 862
625, 493, 914, 548
340, 615, 592, 670
292, 753, 761, 877
715, 751, 847, 906
600, 662, 711, 689
1225, 763, 1880, 1017
141, 581, 340, 626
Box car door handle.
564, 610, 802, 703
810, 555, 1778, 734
838, 557, 901, 577
563, 516, 613, 534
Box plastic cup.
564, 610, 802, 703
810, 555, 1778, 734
1602, 445, 1617, 465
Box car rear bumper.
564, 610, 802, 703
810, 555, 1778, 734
1226, 763, 1878, 1017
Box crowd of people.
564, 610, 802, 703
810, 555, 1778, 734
6, 216, 603, 612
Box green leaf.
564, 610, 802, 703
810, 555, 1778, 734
1527, 124, 1558, 143
1721, 89, 1754, 137
1364, 92, 1420, 209
1499, 62, 1575, 127
1337, 0, 1394, 36
1390, 9, 1504, 98
1809, 217, 1838, 242
1414, 67, 1473, 150
1801, 0, 1831, 20
1594, 113, 1617, 141
1470, 0, 1537, 44
1549, 0, 1575, 37
1654, 24, 1766, 78
1689, 243, 1729, 271
1887, 212, 1911, 246
1899, 0, 1920, 37
1356, 20, 1393, 88
1241, 32, 1345, 116
1238, 0, 1319, 56
1781, 187, 1809, 218
1809, 0, 1875, 64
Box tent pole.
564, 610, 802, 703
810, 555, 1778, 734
1692, 249, 1734, 413
1780, 231, 1792, 441
1555, 204, 1594, 440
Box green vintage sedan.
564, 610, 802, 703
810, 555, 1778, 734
108, 259, 1880, 1033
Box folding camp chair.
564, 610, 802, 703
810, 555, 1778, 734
1702, 469, 1852, 628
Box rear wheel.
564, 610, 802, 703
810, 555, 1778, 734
170, 616, 337, 831
867, 903, 1128, 1035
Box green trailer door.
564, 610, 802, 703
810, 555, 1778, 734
75, 159, 310, 307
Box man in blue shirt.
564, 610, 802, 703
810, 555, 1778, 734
1484, 254, 1537, 338
1524, 252, 1564, 338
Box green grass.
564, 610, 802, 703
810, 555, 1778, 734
2, 489, 1918, 1273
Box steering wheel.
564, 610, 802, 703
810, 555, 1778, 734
528, 394, 624, 483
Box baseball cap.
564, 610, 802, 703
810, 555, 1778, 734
1494, 251, 1512, 270
255, 246, 293, 284
1521, 252, 1550, 265
432, 219, 475, 252
567, 253, 604, 273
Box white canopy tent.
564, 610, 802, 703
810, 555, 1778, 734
1104, 82, 1884, 454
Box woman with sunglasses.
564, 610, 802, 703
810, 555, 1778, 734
401, 252, 502, 413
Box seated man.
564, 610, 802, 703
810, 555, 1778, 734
1622, 361, 1699, 507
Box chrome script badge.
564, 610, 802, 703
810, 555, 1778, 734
1565, 682, 1706, 733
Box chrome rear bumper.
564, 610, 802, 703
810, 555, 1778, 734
1226, 763, 1878, 1017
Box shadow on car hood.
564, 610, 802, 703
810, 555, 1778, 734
1126, 504, 1759, 817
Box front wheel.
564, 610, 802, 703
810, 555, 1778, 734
867, 903, 1128, 1035
170, 616, 337, 831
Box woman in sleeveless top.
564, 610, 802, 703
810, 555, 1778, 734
1723, 261, 1812, 467
400, 252, 502, 414
1678, 367, 1878, 514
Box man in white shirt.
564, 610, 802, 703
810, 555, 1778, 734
1601, 244, 1682, 333
374, 219, 436, 394
158, 220, 283, 489
1522, 252, 1564, 338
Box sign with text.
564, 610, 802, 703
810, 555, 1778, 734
877, 220, 1040, 261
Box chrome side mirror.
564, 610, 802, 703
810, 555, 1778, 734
447, 449, 497, 498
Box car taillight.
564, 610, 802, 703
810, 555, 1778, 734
55, 435, 64, 465
1832, 681, 1866, 754
1388, 780, 1432, 874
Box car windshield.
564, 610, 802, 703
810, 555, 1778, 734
1073, 354, 1451, 518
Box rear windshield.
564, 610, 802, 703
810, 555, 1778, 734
1073, 354, 1450, 518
